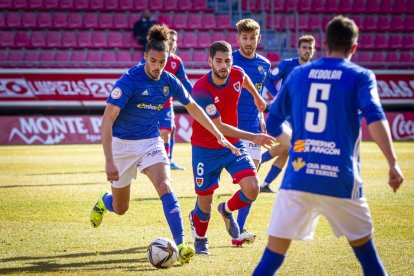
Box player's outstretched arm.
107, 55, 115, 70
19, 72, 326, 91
242, 73, 266, 112
101, 103, 120, 182
368, 120, 404, 192
185, 100, 241, 155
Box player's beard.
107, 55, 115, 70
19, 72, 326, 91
212, 67, 229, 79
241, 45, 255, 57
300, 53, 311, 63
149, 69, 162, 80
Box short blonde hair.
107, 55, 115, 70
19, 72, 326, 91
297, 34, 315, 48
236, 18, 260, 34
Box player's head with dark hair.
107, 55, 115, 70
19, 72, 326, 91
236, 19, 261, 58
297, 34, 316, 63
208, 41, 233, 81
168, 29, 178, 54
144, 24, 170, 80
326, 15, 359, 56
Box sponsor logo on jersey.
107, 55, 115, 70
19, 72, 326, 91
205, 104, 217, 116
214, 96, 219, 103
141, 90, 149, 96
196, 177, 204, 187
163, 86, 169, 96
305, 162, 339, 178
110, 87, 122, 99
294, 139, 340, 156
171, 61, 177, 69
233, 81, 241, 92
137, 103, 164, 111
292, 157, 306, 172
271, 67, 279, 76
293, 140, 305, 152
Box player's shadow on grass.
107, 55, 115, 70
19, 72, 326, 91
0, 246, 158, 274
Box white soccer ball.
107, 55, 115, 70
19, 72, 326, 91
147, 237, 179, 269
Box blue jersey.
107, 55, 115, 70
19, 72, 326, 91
232, 50, 271, 133
266, 57, 300, 96
108, 64, 191, 140
267, 57, 385, 199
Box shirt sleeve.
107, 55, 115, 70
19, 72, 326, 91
266, 61, 287, 96
191, 86, 219, 119
107, 74, 134, 109
170, 76, 191, 106
356, 69, 386, 124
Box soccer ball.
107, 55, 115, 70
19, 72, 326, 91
147, 237, 179, 269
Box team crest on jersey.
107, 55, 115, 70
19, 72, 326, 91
214, 96, 219, 103
171, 61, 177, 69
233, 81, 241, 92
271, 67, 279, 76
205, 104, 217, 116
292, 157, 306, 172
196, 177, 204, 187
111, 87, 122, 99
163, 86, 169, 96
258, 66, 263, 74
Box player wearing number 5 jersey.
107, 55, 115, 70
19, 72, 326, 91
254, 16, 404, 275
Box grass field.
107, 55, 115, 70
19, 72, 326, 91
0, 142, 413, 275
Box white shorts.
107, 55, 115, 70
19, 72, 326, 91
267, 189, 373, 242
240, 139, 261, 162
110, 137, 169, 188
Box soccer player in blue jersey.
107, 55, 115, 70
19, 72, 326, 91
231, 18, 272, 246
253, 16, 404, 275
89, 25, 240, 265
189, 41, 275, 255
260, 34, 315, 193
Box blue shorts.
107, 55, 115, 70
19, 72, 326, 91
192, 141, 257, 195
159, 106, 174, 131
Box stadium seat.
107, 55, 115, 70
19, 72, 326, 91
212, 32, 225, 42
187, 14, 202, 30
55, 50, 71, 67
385, 52, 398, 64
39, 51, 57, 68
401, 35, 414, 49
359, 34, 375, 50
363, 16, 377, 32
122, 32, 138, 48
177, 0, 193, 11
404, 16, 414, 32
113, 13, 129, 29
22, 12, 37, 28
390, 16, 404, 31
131, 51, 143, 63
24, 50, 40, 66
338, 0, 352, 13
60, 0, 74, 10
311, 0, 325, 12
193, 0, 210, 11
285, 0, 297, 11
172, 13, 188, 30
388, 34, 402, 50
46, 31, 61, 48
226, 32, 238, 48
393, 0, 406, 13
371, 52, 385, 65
12, 0, 27, 10
77, 31, 92, 48
71, 50, 87, 67
308, 15, 321, 31
86, 50, 101, 67
118, 0, 133, 10
354, 51, 371, 64
350, 16, 363, 30
44, 0, 59, 9
84, 12, 98, 29
287, 16, 295, 31
407, 0, 414, 13
0, 0, 12, 9
99, 13, 114, 29
193, 50, 208, 65
374, 34, 388, 49
177, 50, 191, 63
297, 0, 311, 12
182, 32, 197, 48
352, 0, 366, 13
272, 0, 286, 12
365, 0, 380, 13
28, 0, 44, 9
128, 13, 140, 29
266, 51, 280, 62
74, 0, 89, 10
324, 0, 338, 13
107, 32, 123, 48
92, 32, 107, 48
0, 31, 14, 48
90, 0, 104, 10
164, 0, 178, 11
6, 12, 21, 28
197, 32, 211, 48
135, 0, 148, 10
7, 50, 23, 66
298, 15, 309, 31
379, 0, 393, 13
201, 14, 216, 30
67, 13, 83, 29
158, 14, 171, 27
61, 32, 77, 48
242, 0, 257, 12
0, 13, 4, 28
117, 50, 132, 64
149, 0, 163, 11
217, 14, 232, 30
105, 0, 119, 11
399, 52, 413, 63
53, 13, 68, 29
14, 31, 29, 48
376, 16, 391, 32
38, 13, 53, 29
101, 51, 117, 67
31, 31, 46, 48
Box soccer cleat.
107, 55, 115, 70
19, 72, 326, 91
170, 161, 185, 170
260, 185, 276, 193
90, 191, 108, 228
231, 229, 256, 247
177, 243, 195, 264
194, 238, 209, 255
217, 202, 240, 239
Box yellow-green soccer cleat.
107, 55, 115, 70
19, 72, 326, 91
90, 192, 108, 228
177, 243, 195, 264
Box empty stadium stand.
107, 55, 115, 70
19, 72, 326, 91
0, 0, 413, 69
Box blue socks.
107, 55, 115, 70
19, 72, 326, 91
264, 165, 282, 185
161, 192, 184, 245
237, 204, 252, 230
102, 193, 114, 212
253, 247, 286, 275
261, 151, 273, 163
352, 239, 386, 276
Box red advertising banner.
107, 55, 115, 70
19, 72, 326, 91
0, 70, 413, 107
1, 112, 413, 145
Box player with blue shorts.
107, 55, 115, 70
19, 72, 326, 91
89, 25, 239, 265
231, 18, 272, 246
260, 34, 315, 193
253, 16, 404, 275
188, 41, 275, 255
